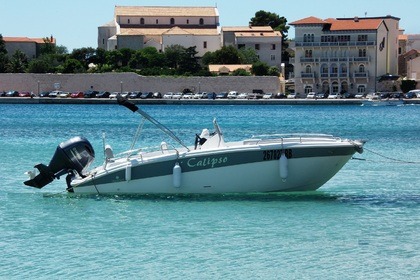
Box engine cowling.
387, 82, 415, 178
24, 136, 95, 189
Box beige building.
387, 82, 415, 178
222, 26, 283, 68
290, 15, 401, 95
398, 33, 420, 80
98, 6, 221, 57
3, 36, 56, 60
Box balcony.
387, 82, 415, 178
353, 71, 369, 78
294, 41, 376, 47
300, 72, 315, 78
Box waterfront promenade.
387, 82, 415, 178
0, 97, 419, 105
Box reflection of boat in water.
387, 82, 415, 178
24, 96, 364, 195
361, 94, 404, 106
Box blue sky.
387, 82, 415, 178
1, 0, 418, 52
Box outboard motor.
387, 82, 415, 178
24, 136, 95, 189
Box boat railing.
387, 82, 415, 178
245, 133, 339, 145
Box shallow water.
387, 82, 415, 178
0, 104, 419, 279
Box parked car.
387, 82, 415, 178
0, 91, 6, 97
5, 90, 19, 97
391, 92, 404, 99
173, 92, 183, 99
70, 91, 84, 98
355, 92, 367, 99
344, 92, 356, 99
316, 92, 328, 99
49, 90, 62, 98
163, 92, 174, 99
306, 92, 316, 99
128, 91, 142, 99
19, 91, 32, 97
216, 92, 228, 99
227, 91, 238, 99
207, 92, 216, 99
153, 92, 162, 98
121, 92, 131, 98
141, 92, 153, 99
404, 91, 418, 99
193, 92, 206, 99
58, 91, 70, 98
83, 90, 98, 98
96, 91, 111, 98
109, 92, 119, 99
262, 93, 274, 99
275, 93, 287, 99
236, 92, 248, 99
327, 92, 342, 99
406, 89, 420, 98
287, 93, 301, 99
181, 92, 194, 99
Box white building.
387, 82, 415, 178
222, 26, 283, 68
290, 15, 401, 95
98, 6, 221, 57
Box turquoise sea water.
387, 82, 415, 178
0, 103, 419, 279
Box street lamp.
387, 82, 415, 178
120, 81, 123, 94
37, 81, 40, 96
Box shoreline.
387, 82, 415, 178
0, 97, 419, 105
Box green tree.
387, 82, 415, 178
231, 68, 251, 76
27, 57, 51, 73
251, 61, 269, 76
214, 46, 241, 64
8, 49, 28, 73
70, 47, 96, 69
105, 50, 124, 69
268, 66, 280, 76
400, 79, 417, 93
238, 47, 259, 64
0, 34, 9, 73
61, 58, 84, 73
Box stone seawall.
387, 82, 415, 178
0, 73, 281, 94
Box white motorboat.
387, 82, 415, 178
24, 97, 364, 194
361, 95, 404, 106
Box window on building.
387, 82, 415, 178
271, 55, 276, 61
358, 85, 366, 93
359, 49, 367, 57
271, 44, 276, 50
203, 41, 207, 49
305, 50, 312, 58
305, 65, 312, 73
102, 39, 105, 44
255, 44, 260, 50
341, 64, 347, 74
199, 18, 204, 25
358, 35, 368, 41
156, 19, 159, 24
304, 86, 313, 93
359, 64, 365, 73
332, 82, 339, 93
128, 19, 130, 24
331, 64, 338, 73
140, 18, 145, 25
170, 18, 175, 25
238, 44, 245, 49
321, 65, 328, 73
303, 34, 314, 42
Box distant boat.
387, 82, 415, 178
361, 94, 404, 106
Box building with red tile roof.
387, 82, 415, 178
289, 16, 401, 95
2, 36, 56, 60
98, 6, 221, 57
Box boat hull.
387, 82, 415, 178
71, 144, 357, 194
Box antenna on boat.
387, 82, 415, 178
116, 95, 189, 151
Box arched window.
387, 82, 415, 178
140, 18, 145, 25
331, 64, 338, 73
305, 65, 312, 73
332, 82, 339, 93
304, 85, 313, 94
199, 18, 204, 25
358, 85, 366, 93
170, 18, 175, 25
359, 64, 365, 73
341, 64, 347, 74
